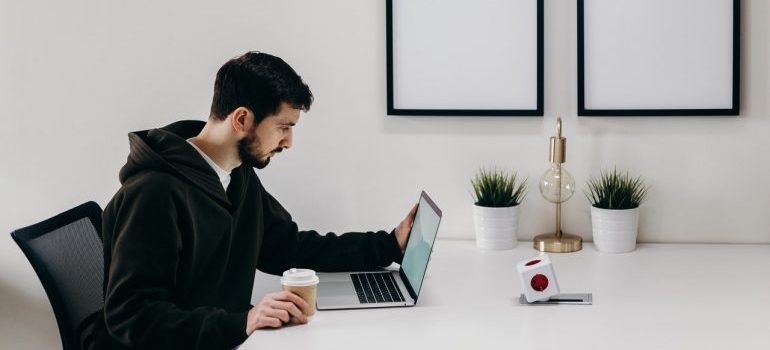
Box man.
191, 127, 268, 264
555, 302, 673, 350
85, 52, 417, 350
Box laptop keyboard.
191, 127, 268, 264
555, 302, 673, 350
351, 272, 405, 304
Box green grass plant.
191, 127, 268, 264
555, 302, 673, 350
471, 168, 527, 207
585, 168, 649, 210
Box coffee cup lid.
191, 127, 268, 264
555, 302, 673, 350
281, 268, 319, 286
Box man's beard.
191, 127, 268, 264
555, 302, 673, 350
237, 133, 283, 169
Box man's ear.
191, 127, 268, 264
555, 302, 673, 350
229, 107, 253, 135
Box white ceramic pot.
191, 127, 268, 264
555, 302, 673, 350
591, 206, 640, 253
473, 205, 520, 250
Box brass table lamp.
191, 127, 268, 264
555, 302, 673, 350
534, 118, 582, 253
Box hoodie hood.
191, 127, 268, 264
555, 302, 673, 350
118, 120, 231, 205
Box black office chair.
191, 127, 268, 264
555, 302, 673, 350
11, 201, 104, 350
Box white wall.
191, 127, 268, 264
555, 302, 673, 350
1, 0, 768, 348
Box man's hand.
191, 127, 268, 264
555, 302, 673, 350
395, 204, 418, 253
246, 291, 310, 335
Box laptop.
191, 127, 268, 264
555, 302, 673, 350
316, 191, 442, 310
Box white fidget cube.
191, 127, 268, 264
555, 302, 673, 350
517, 254, 560, 303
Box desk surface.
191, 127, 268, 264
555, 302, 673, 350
244, 240, 770, 350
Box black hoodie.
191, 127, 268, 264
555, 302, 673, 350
87, 120, 404, 350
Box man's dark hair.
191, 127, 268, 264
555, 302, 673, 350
210, 51, 313, 123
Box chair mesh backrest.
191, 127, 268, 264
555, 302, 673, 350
12, 202, 103, 350
25, 217, 104, 330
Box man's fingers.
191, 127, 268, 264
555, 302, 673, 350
254, 292, 312, 330
264, 308, 290, 323
269, 299, 308, 322
403, 203, 418, 226
289, 316, 308, 324
259, 316, 282, 329
267, 291, 291, 300
406, 204, 417, 220
276, 291, 311, 312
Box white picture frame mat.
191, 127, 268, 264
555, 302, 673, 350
392, 0, 538, 110
583, 0, 734, 110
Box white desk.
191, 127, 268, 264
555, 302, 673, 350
244, 240, 770, 350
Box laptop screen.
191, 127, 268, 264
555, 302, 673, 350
400, 191, 442, 298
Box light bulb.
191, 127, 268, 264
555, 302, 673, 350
539, 164, 575, 203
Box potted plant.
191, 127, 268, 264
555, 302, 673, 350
471, 168, 527, 250
585, 168, 649, 253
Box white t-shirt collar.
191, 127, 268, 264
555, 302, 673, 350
186, 139, 231, 191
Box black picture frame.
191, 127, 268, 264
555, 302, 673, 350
386, 0, 544, 116
577, 0, 740, 116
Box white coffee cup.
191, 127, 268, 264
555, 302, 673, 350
280, 268, 319, 316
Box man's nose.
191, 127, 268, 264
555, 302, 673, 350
280, 130, 293, 149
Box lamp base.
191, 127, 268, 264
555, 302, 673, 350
533, 232, 583, 253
